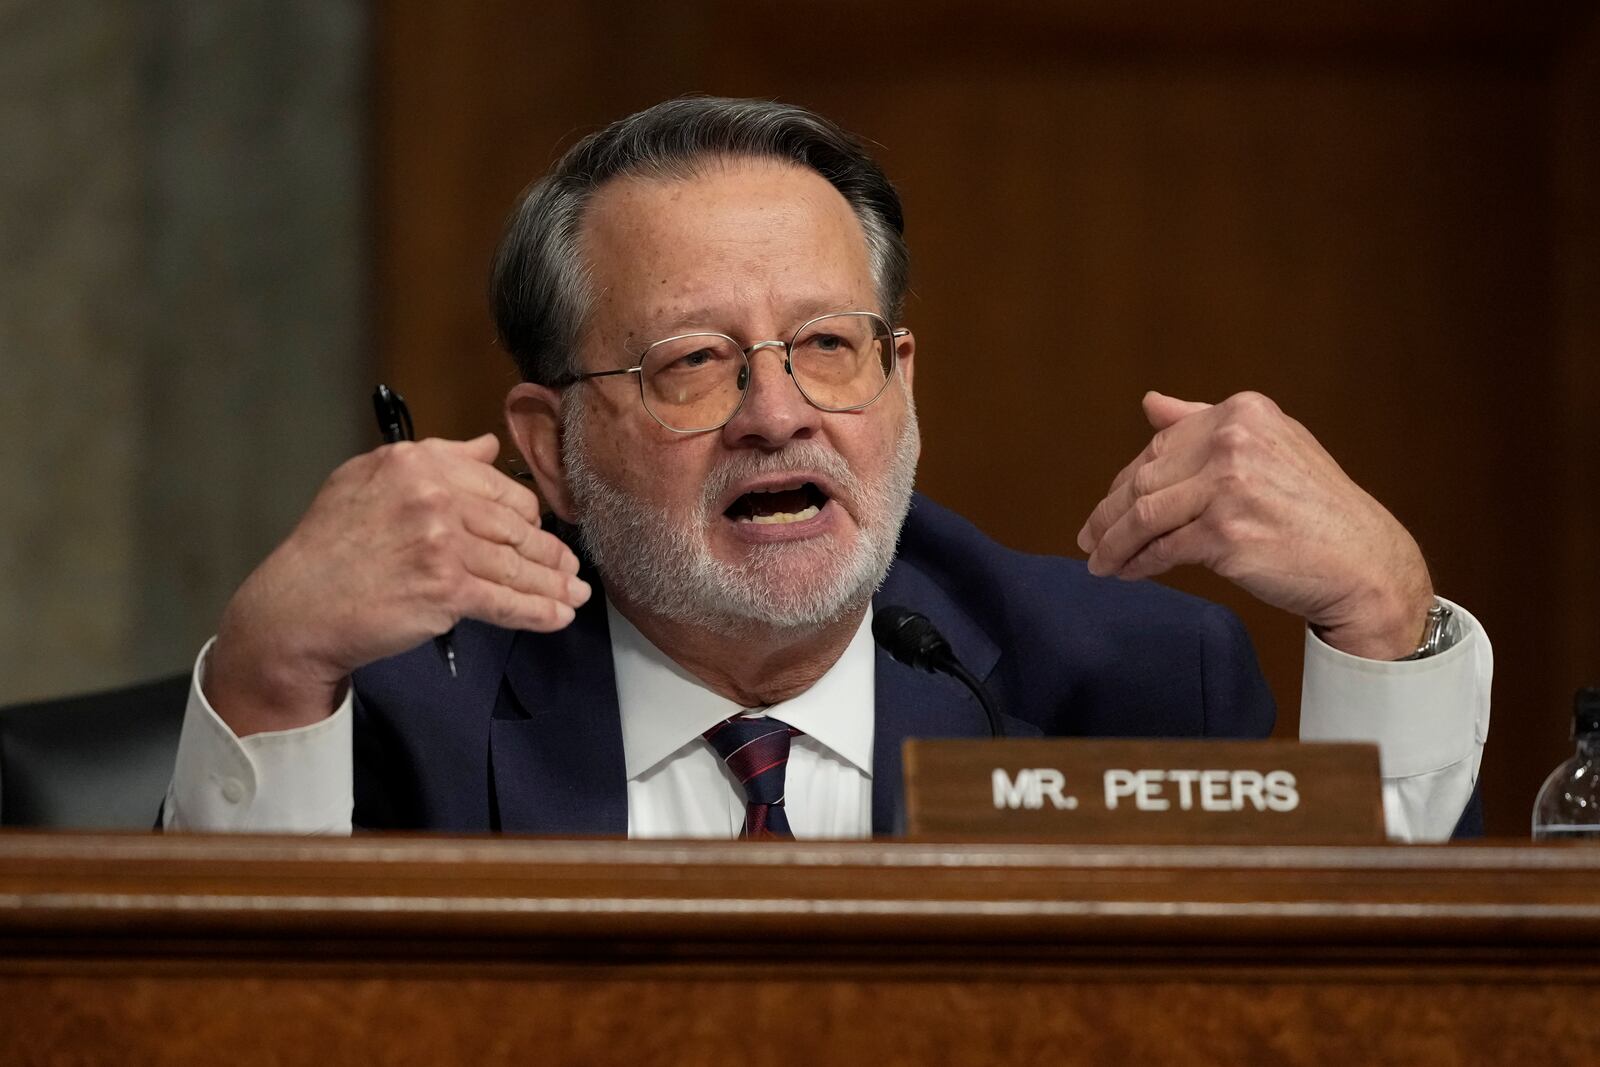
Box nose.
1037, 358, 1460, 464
721, 342, 820, 448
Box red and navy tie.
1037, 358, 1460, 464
702, 714, 803, 839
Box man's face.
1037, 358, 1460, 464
560, 157, 919, 633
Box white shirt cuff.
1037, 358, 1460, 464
1299, 598, 1492, 842
163, 637, 355, 834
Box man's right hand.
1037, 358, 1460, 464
204, 433, 589, 737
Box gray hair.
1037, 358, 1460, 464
490, 97, 910, 385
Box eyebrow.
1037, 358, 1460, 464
638, 297, 862, 342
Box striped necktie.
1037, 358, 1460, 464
702, 714, 802, 839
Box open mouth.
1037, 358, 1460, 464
723, 481, 830, 525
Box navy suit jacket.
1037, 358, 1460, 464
350, 495, 1277, 835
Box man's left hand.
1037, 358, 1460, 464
1077, 390, 1434, 661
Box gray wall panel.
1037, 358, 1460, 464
0, 0, 366, 703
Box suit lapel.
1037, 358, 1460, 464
870, 557, 1039, 835
871, 651, 977, 834
492, 593, 629, 835
485, 532, 1039, 837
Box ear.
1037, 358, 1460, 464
895, 328, 915, 393
504, 382, 577, 522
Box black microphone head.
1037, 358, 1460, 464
872, 606, 954, 673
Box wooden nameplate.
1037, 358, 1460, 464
903, 739, 1385, 844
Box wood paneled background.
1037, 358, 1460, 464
371, 1, 1599, 836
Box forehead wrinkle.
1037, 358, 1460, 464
588, 169, 865, 279
628, 281, 763, 347
632, 287, 866, 346
580, 158, 878, 352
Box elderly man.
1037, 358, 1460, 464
167, 98, 1489, 840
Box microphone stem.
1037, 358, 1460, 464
942, 658, 1005, 739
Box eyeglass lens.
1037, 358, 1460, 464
639, 312, 895, 432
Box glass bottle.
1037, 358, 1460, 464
1532, 687, 1600, 840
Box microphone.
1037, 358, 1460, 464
872, 606, 1005, 738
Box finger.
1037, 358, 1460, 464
1087, 479, 1209, 577
1081, 447, 1158, 556
1104, 441, 1157, 499
1104, 405, 1208, 499
407, 432, 504, 469
1080, 451, 1185, 552
1079, 429, 1215, 552
452, 432, 502, 462
395, 434, 531, 509
458, 496, 578, 571
1077, 442, 1159, 552
1143, 390, 1212, 431
1117, 523, 1209, 582
474, 466, 545, 529
462, 576, 579, 634
460, 538, 591, 606
429, 446, 546, 529
1077, 398, 1217, 551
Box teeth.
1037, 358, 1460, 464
737, 504, 821, 525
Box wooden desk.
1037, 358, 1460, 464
3, 834, 1598, 1064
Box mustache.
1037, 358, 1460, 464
698, 440, 864, 513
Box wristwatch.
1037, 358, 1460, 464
1398, 600, 1456, 661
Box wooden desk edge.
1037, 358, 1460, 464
2, 833, 1598, 964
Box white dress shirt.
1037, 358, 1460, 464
165, 598, 1491, 842
1300, 600, 1492, 841
613, 604, 874, 839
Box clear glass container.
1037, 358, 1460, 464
1532, 687, 1600, 840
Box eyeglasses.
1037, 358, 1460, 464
558, 311, 908, 433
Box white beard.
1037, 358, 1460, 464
562, 397, 919, 635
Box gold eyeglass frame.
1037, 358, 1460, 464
558, 310, 910, 434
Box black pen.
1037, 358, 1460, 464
372, 384, 458, 678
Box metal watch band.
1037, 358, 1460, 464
1399, 600, 1456, 661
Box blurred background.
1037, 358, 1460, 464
1, 0, 1594, 835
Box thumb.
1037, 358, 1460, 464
1143, 390, 1211, 431
457, 432, 503, 462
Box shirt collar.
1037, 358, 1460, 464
607, 598, 876, 780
